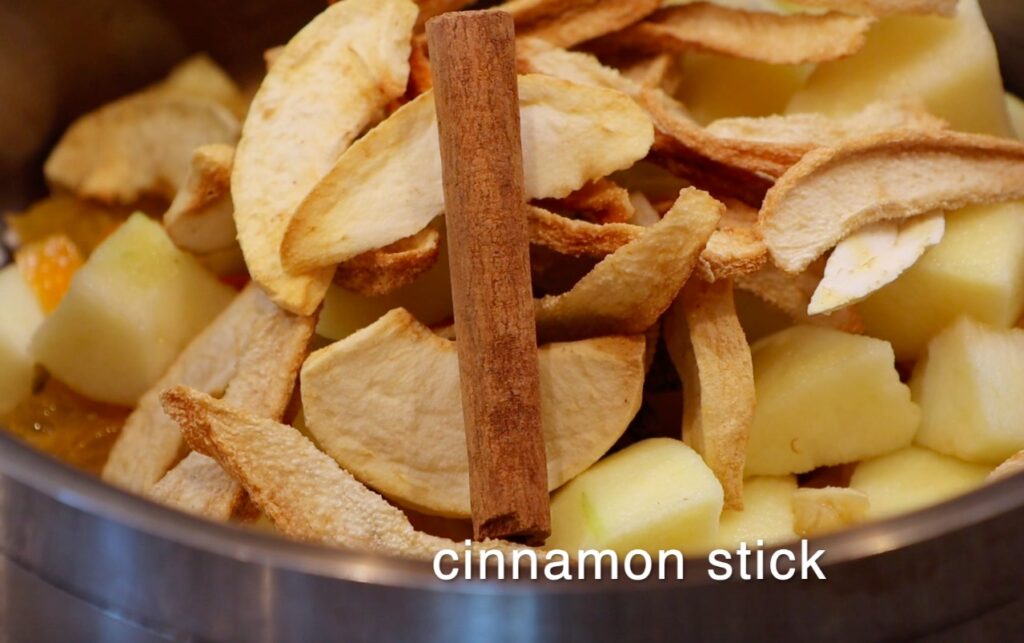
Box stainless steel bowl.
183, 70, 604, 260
1, 2, 1023, 640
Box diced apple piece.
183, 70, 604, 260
792, 486, 869, 537
850, 446, 991, 520
859, 202, 1024, 361
547, 438, 724, 555
1008, 93, 1024, 140
31, 214, 234, 406
714, 476, 797, 550
911, 317, 1024, 464
746, 326, 919, 476
317, 230, 453, 341
0, 266, 45, 415
678, 52, 811, 125
787, 0, 1013, 136
734, 289, 792, 344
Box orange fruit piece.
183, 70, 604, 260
15, 235, 84, 312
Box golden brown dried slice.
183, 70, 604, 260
596, 3, 873, 65
792, 486, 870, 536
333, 228, 441, 297
788, 0, 957, 16
282, 74, 653, 272
501, 0, 661, 48
150, 291, 315, 520
760, 130, 1024, 274
540, 178, 636, 224
233, 0, 417, 316
735, 263, 864, 333
528, 206, 642, 257
664, 279, 754, 510
535, 188, 721, 342
989, 450, 1024, 483
164, 144, 236, 255
301, 308, 645, 517
156, 54, 249, 119
415, 0, 475, 29
45, 95, 239, 205
103, 285, 314, 494
161, 387, 520, 558
698, 198, 767, 282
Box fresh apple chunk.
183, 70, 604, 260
859, 202, 1024, 361
714, 476, 797, 550
787, 0, 1012, 137
850, 446, 991, 520
547, 438, 724, 555
745, 326, 919, 476
31, 213, 234, 406
677, 53, 810, 125
791, 486, 869, 537
1008, 93, 1024, 140
911, 317, 1024, 464
0, 266, 45, 415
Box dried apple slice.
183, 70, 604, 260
540, 178, 636, 224
791, 486, 869, 537
760, 130, 1024, 273
164, 144, 236, 254
500, 0, 661, 48
594, 4, 874, 65
698, 198, 767, 282
989, 451, 1024, 483
664, 279, 754, 510
156, 54, 248, 118
528, 206, 642, 257
333, 228, 441, 297
735, 264, 865, 333
233, 0, 417, 316
300, 308, 645, 518
535, 187, 721, 342
414, 0, 475, 29
787, 0, 957, 16
103, 284, 315, 494
161, 386, 523, 557
282, 73, 653, 271
809, 212, 945, 315
45, 95, 239, 205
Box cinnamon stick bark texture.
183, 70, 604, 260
426, 10, 551, 544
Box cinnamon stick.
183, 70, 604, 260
426, 10, 550, 544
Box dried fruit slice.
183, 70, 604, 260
45, 95, 239, 204
103, 285, 314, 493
989, 451, 1024, 483
698, 198, 767, 282
528, 206, 642, 257
809, 212, 945, 315
333, 228, 441, 297
156, 54, 248, 118
760, 130, 1024, 273
540, 178, 636, 224
664, 279, 754, 510
535, 188, 721, 342
791, 486, 869, 537
414, 0, 475, 30
282, 73, 653, 271
788, 0, 957, 17
232, 0, 417, 315
735, 264, 865, 333
501, 0, 661, 48
595, 4, 873, 65
164, 144, 236, 255
161, 386, 522, 558
300, 308, 645, 517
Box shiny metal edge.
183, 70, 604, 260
2, 429, 1023, 593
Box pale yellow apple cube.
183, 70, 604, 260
0, 266, 45, 415
791, 486, 869, 537
746, 326, 919, 476
548, 438, 724, 555
860, 202, 1024, 361
788, 0, 1012, 136
678, 53, 811, 125
850, 446, 991, 520
31, 214, 234, 405
714, 476, 797, 550
912, 317, 1024, 464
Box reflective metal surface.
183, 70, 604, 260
0, 1, 1023, 641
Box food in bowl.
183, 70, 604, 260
2, 0, 1024, 559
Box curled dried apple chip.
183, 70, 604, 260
333, 228, 441, 297
300, 308, 645, 518
500, 0, 660, 48
161, 386, 524, 558
232, 0, 417, 315
698, 198, 767, 283
535, 187, 721, 342
760, 130, 1024, 273
282, 73, 653, 271
594, 4, 874, 65
664, 278, 754, 510
45, 95, 239, 205
528, 206, 642, 258
164, 144, 236, 255
809, 211, 945, 315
